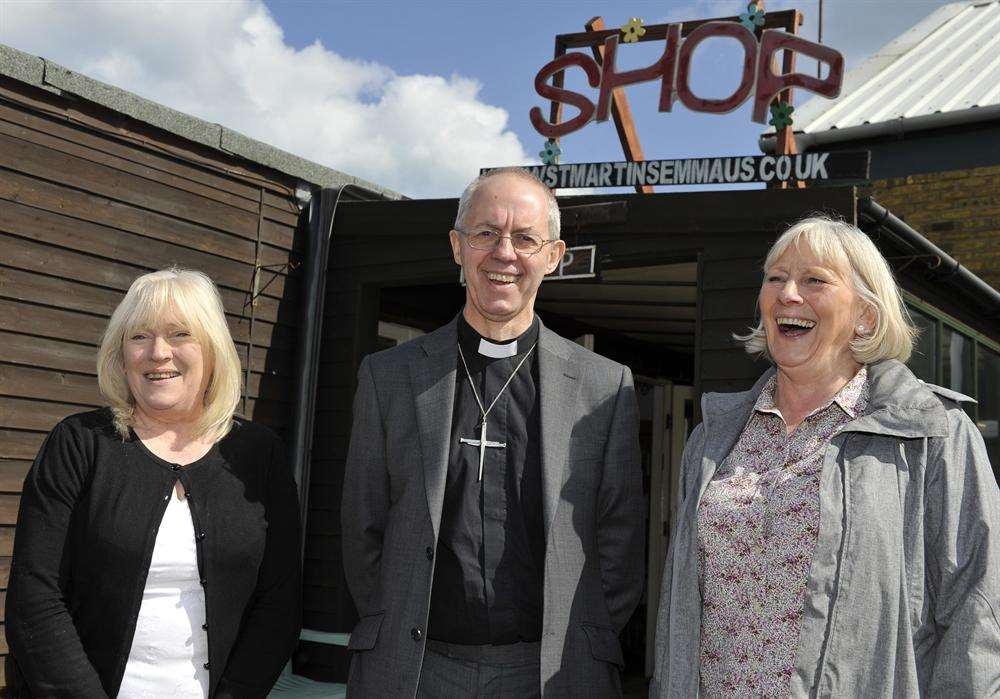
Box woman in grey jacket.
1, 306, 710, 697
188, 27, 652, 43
651, 216, 1000, 697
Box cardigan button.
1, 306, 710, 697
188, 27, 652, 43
203, 662, 210, 670
171, 464, 181, 472
198, 531, 207, 540
200, 578, 207, 586
410, 627, 422, 641
202, 622, 209, 631
425, 546, 433, 561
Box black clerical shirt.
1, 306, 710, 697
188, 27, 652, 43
427, 315, 545, 645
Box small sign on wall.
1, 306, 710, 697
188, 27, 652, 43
548, 244, 596, 280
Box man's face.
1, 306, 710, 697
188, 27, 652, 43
449, 174, 565, 335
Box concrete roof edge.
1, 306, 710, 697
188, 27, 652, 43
41, 58, 223, 149
219, 128, 403, 198
0, 43, 45, 87
0, 42, 403, 198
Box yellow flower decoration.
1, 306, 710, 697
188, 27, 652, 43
621, 17, 646, 43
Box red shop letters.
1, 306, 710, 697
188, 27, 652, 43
530, 22, 844, 139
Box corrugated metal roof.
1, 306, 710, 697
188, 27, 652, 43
789, 1, 1000, 137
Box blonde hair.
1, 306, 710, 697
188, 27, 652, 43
737, 215, 917, 363
97, 268, 242, 441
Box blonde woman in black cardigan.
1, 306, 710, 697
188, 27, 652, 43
7, 268, 301, 698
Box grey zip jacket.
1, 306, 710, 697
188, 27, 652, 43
651, 359, 1000, 697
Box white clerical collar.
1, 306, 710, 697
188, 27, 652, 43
478, 337, 518, 358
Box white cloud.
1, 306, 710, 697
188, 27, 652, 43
0, 0, 530, 197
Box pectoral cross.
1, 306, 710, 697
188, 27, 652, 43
459, 418, 506, 481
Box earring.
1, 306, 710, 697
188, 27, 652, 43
856, 324, 867, 335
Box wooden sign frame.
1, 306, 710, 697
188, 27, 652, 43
547, 7, 807, 192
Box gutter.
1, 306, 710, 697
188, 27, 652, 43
759, 103, 1000, 154
290, 184, 392, 557
859, 197, 1000, 321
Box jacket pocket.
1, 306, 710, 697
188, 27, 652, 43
348, 612, 385, 651
581, 623, 624, 669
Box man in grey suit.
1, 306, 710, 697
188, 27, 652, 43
341, 168, 644, 697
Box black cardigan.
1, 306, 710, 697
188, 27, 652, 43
5, 409, 302, 697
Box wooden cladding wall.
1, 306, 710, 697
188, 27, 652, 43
0, 76, 304, 687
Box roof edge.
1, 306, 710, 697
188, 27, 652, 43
759, 103, 1000, 153
0, 42, 403, 199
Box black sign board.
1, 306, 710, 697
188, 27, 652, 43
483, 151, 869, 189
547, 244, 595, 280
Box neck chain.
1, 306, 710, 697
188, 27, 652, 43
457, 341, 537, 480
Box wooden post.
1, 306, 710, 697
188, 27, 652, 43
586, 16, 654, 194
757, 1, 806, 188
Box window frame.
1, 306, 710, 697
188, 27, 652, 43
903, 290, 1000, 424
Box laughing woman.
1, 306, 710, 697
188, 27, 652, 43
651, 217, 1000, 697
6, 269, 301, 698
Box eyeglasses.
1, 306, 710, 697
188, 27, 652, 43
456, 228, 556, 256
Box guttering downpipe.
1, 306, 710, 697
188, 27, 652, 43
860, 197, 1000, 318
290, 183, 390, 559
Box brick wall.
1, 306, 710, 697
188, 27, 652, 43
871, 164, 1000, 291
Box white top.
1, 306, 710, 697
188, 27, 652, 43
118, 490, 209, 698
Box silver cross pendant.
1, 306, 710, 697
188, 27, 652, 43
459, 418, 506, 481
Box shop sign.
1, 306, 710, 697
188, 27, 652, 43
530, 20, 844, 138
485, 152, 869, 188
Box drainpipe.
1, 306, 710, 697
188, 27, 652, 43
290, 184, 391, 559
859, 197, 1000, 319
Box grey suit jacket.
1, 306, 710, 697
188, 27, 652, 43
341, 316, 644, 698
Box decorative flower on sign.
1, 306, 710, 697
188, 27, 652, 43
739, 2, 766, 31
539, 139, 561, 165
769, 102, 795, 128
620, 17, 646, 43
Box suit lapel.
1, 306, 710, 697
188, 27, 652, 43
538, 324, 581, 543
410, 319, 458, 542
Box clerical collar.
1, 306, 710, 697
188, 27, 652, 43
458, 315, 539, 360
479, 337, 517, 358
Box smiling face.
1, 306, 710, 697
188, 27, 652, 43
123, 313, 212, 427
449, 173, 565, 339
760, 243, 872, 381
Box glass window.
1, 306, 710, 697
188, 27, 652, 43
942, 327, 976, 417
907, 306, 937, 384
977, 346, 1000, 484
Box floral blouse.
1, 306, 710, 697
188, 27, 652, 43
697, 367, 869, 697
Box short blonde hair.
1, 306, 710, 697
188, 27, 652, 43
97, 268, 242, 442
737, 215, 917, 363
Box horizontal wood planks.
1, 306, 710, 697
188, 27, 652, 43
0, 78, 306, 685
